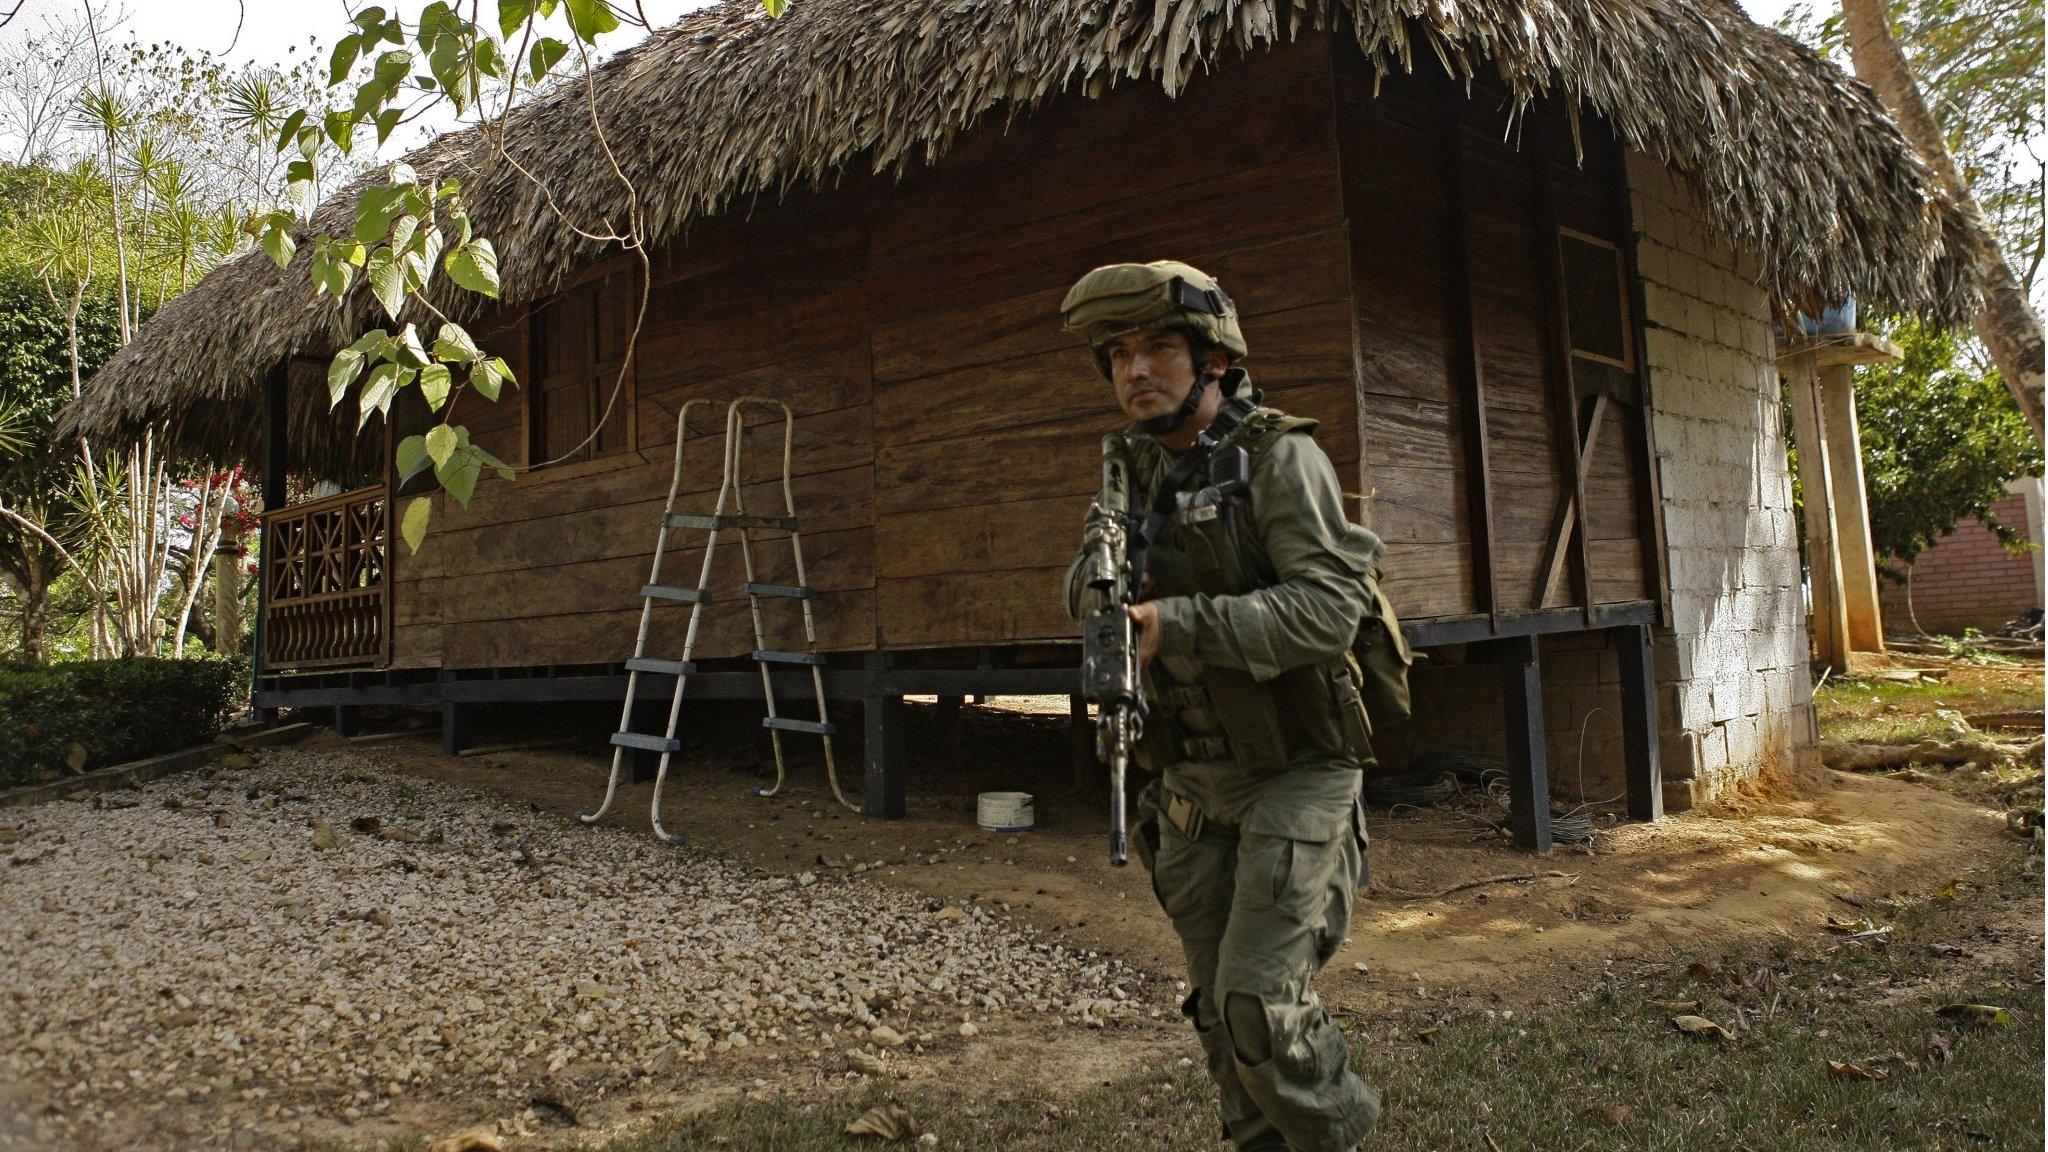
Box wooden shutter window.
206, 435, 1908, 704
530, 275, 635, 467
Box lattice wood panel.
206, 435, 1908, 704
260, 486, 390, 669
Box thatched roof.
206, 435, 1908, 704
64, 0, 1978, 465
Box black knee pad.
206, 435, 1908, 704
1223, 990, 1274, 1065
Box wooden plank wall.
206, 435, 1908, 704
1336, 46, 1654, 622
384, 32, 1658, 672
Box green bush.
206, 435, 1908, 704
0, 657, 246, 788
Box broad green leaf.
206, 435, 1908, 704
354, 6, 389, 32
764, 0, 786, 15
274, 108, 307, 152
367, 251, 406, 319
564, 0, 620, 43
396, 434, 431, 481
358, 363, 401, 428
418, 363, 453, 410
499, 0, 533, 37
374, 107, 402, 145
417, 226, 446, 292
355, 186, 405, 245
444, 238, 500, 297
424, 423, 458, 468
347, 329, 389, 355
329, 33, 362, 85
401, 495, 432, 553
432, 322, 480, 364
471, 442, 517, 482
285, 158, 314, 186
327, 348, 365, 407
469, 356, 510, 401
323, 110, 356, 154
389, 213, 420, 255
389, 160, 419, 187
260, 220, 296, 268
529, 37, 569, 81
438, 448, 481, 505
474, 37, 505, 80
393, 323, 430, 369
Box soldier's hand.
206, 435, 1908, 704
1128, 602, 1161, 667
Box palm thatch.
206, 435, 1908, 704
63, 0, 1978, 467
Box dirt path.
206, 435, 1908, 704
2, 686, 2025, 1151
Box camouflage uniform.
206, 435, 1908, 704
1060, 262, 1385, 1152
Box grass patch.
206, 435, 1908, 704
587, 854, 2043, 1152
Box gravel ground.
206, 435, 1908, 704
0, 743, 1151, 1150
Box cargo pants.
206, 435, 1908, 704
1138, 774, 1381, 1152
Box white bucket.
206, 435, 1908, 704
976, 791, 1035, 832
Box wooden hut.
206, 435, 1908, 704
66, 0, 1976, 848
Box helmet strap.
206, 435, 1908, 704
1132, 368, 1215, 439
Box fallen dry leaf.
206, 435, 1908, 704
1671, 1015, 1730, 1041
845, 1102, 920, 1141
1827, 1060, 1889, 1081
1685, 962, 1718, 983
425, 1128, 503, 1152
1926, 1032, 1955, 1066
1936, 1003, 2011, 1028
1577, 1104, 1633, 1127
1650, 999, 1702, 1013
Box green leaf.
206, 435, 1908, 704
274, 108, 308, 153
367, 251, 406, 320
358, 362, 402, 428
528, 37, 569, 81
353, 6, 389, 32
374, 107, 402, 145
389, 160, 419, 187
498, 0, 533, 36
354, 186, 405, 245
432, 322, 481, 364
470, 356, 511, 401
393, 323, 430, 369
389, 213, 420, 255
471, 442, 516, 481
401, 495, 432, 553
444, 238, 500, 297
438, 446, 481, 504
323, 110, 356, 154
396, 434, 431, 481
260, 219, 296, 268
763, 0, 786, 15
424, 423, 459, 468
347, 329, 390, 355
285, 158, 314, 186
418, 363, 453, 410
563, 0, 620, 43
329, 33, 362, 85
327, 348, 365, 407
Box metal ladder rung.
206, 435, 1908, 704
642, 584, 711, 604
665, 513, 797, 531
611, 731, 681, 753
626, 658, 697, 676
753, 650, 826, 666
763, 717, 835, 736
743, 582, 813, 600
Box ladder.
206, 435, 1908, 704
576, 396, 857, 842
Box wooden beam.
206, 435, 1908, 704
1783, 350, 1852, 673
1527, 110, 1594, 620
1537, 394, 1611, 605
1441, 92, 1499, 622
1483, 634, 1552, 854
1613, 623, 1663, 822
862, 653, 906, 819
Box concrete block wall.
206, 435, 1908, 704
1626, 155, 1817, 807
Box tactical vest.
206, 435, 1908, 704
1117, 408, 1375, 777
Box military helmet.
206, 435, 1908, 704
1060, 260, 1248, 362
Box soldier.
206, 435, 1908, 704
1062, 261, 1385, 1152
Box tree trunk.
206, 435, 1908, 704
1841, 0, 2046, 442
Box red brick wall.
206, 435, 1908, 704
1879, 491, 2042, 635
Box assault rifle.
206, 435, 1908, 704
1078, 406, 1254, 867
